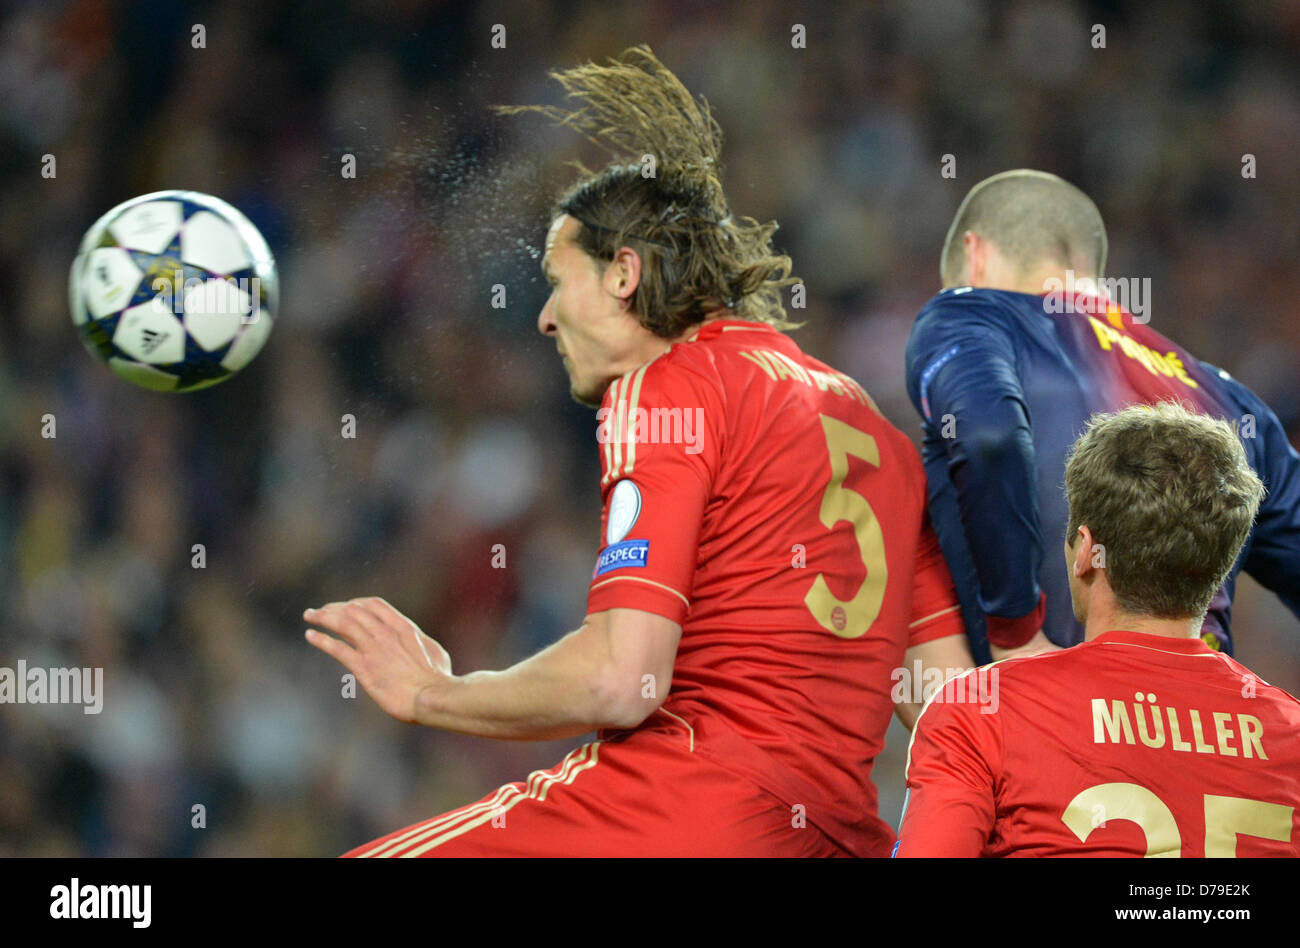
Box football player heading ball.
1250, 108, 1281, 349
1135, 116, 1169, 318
304, 46, 972, 858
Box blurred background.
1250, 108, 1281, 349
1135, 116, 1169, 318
1, 0, 1297, 856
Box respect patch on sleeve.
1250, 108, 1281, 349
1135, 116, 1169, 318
593, 539, 650, 576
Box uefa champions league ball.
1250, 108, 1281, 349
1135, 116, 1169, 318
69, 190, 278, 391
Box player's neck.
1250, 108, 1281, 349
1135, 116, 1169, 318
974, 269, 1101, 297
1083, 605, 1202, 642
612, 314, 728, 381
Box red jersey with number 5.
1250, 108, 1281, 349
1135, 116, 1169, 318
897, 630, 1300, 857
585, 319, 964, 856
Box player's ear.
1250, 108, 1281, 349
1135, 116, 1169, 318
606, 245, 642, 302
1072, 525, 1095, 578
961, 230, 983, 284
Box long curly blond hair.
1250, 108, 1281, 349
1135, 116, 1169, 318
497, 45, 799, 337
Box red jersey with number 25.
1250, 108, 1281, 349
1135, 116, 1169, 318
585, 319, 964, 857
897, 630, 1300, 857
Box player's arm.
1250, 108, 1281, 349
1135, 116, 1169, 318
305, 361, 718, 740
905, 296, 1049, 659
1224, 374, 1300, 619
896, 636, 974, 730
895, 511, 975, 730
895, 677, 1002, 857
304, 599, 680, 740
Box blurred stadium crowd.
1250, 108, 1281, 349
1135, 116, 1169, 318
1, 0, 1297, 855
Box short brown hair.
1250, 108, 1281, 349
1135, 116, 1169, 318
1064, 401, 1265, 619
499, 46, 797, 338
941, 169, 1108, 288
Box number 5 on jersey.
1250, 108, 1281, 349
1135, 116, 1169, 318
805, 415, 888, 639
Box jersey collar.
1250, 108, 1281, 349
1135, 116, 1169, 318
682, 319, 779, 344
1090, 629, 1218, 655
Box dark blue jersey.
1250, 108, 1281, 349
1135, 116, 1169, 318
905, 287, 1300, 663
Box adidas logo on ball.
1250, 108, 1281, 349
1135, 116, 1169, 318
139, 327, 168, 356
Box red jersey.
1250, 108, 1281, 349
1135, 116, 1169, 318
897, 629, 1300, 857
584, 318, 963, 856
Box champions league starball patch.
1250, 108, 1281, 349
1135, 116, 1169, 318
606, 480, 642, 544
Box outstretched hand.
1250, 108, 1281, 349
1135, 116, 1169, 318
304, 597, 453, 724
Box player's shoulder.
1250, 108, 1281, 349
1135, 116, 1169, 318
907, 287, 1029, 374
601, 343, 722, 412
910, 649, 1088, 744
649, 317, 869, 406
913, 286, 1030, 329
668, 317, 794, 373
933, 647, 1101, 719
1194, 358, 1273, 420
908, 647, 1100, 771
985, 645, 1091, 686
992, 636, 1300, 705
905, 663, 1005, 774
1213, 651, 1300, 713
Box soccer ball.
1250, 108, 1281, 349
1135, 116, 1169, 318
69, 190, 278, 391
